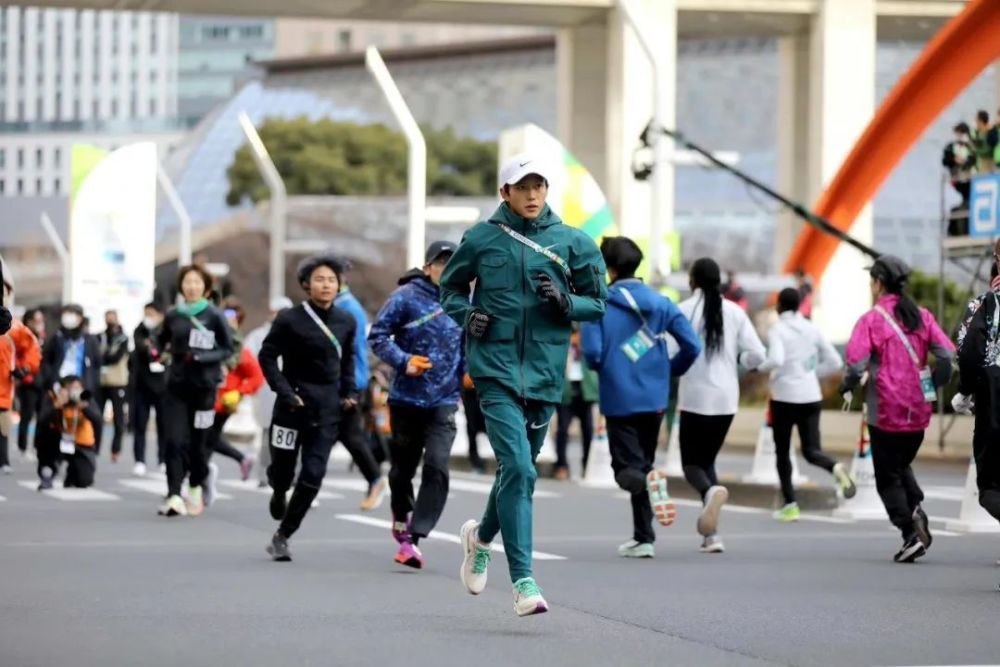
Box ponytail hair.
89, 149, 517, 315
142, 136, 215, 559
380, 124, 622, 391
886, 281, 923, 333
691, 258, 724, 356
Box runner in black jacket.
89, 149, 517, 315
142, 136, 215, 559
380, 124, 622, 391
259, 255, 357, 562
156, 265, 233, 518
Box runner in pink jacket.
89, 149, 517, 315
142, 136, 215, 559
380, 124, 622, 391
841, 255, 954, 564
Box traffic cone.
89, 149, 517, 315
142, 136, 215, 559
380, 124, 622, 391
742, 403, 807, 485
664, 414, 683, 477
581, 415, 617, 488
833, 417, 885, 519
945, 458, 1000, 533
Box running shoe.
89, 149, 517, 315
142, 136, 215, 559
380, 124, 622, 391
697, 486, 729, 537
1, 464, 11, 475
132, 462, 147, 477
773, 503, 801, 523
186, 486, 205, 517
267, 532, 292, 562
239, 454, 256, 482
359, 477, 388, 511
646, 469, 676, 527
158, 494, 187, 517
203, 462, 219, 507
618, 540, 655, 558
553, 466, 570, 481
912, 505, 933, 550
893, 536, 926, 563
269, 489, 287, 520
158, 463, 166, 474
699, 535, 725, 554
394, 542, 424, 569
37, 466, 54, 491
833, 462, 857, 499
392, 514, 412, 545
460, 519, 490, 595
512, 577, 548, 617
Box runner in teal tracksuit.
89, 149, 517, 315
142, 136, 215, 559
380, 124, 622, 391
441, 153, 607, 617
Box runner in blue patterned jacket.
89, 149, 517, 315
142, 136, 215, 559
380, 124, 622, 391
368, 240, 465, 570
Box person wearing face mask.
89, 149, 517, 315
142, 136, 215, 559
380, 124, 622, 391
369, 240, 464, 570
156, 265, 234, 518
0, 276, 42, 475
131, 302, 168, 477
37, 303, 102, 488
258, 255, 357, 562
97, 310, 130, 463
841, 255, 954, 564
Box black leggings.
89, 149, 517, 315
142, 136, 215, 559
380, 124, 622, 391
16, 384, 42, 453
461, 388, 486, 469
972, 388, 1000, 522
99, 386, 128, 456
555, 382, 594, 472
770, 400, 838, 505
679, 411, 734, 500
869, 426, 925, 540
207, 412, 246, 464
608, 412, 664, 544
163, 385, 216, 497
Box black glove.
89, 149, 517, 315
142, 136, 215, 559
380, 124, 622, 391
0, 307, 11, 336
535, 274, 570, 316
12, 367, 29, 380
467, 310, 492, 339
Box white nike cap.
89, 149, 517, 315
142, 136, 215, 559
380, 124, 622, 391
499, 152, 552, 187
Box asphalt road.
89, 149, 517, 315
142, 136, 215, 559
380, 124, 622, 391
0, 444, 997, 667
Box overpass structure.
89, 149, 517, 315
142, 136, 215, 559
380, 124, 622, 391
17, 0, 976, 338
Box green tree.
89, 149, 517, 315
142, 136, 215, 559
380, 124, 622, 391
226, 117, 497, 206
908, 270, 974, 336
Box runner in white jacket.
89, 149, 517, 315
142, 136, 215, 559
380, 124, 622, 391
677, 258, 766, 554
758, 288, 856, 522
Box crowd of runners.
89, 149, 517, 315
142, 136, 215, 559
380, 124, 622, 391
1, 152, 999, 614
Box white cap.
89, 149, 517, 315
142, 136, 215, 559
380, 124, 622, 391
499, 152, 551, 187
269, 296, 293, 312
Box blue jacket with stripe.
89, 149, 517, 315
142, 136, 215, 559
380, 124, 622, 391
368, 269, 464, 408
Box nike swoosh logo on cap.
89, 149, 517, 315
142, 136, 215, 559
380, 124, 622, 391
519, 161, 531, 167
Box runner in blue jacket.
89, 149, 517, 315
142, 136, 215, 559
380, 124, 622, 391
581, 236, 701, 558
369, 241, 464, 570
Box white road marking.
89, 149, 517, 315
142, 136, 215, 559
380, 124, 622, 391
335, 513, 567, 561
669, 497, 854, 524
17, 481, 121, 501
219, 479, 343, 500
119, 478, 234, 500
449, 478, 559, 498
922, 486, 964, 502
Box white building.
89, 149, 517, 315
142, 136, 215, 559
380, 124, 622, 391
0, 6, 182, 198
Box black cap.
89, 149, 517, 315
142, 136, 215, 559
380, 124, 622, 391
425, 240, 457, 265
866, 254, 911, 288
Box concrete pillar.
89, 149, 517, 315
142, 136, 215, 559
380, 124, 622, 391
808, 0, 876, 342
605, 0, 677, 265
775, 33, 812, 272
557, 23, 609, 189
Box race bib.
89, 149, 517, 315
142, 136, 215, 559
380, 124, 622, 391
59, 435, 76, 455
918, 367, 937, 403
188, 328, 216, 351
621, 327, 655, 363
149, 362, 166, 374
271, 425, 298, 450
193, 410, 215, 430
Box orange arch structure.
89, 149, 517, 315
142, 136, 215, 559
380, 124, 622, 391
784, 0, 1000, 280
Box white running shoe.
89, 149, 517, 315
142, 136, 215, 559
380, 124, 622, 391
204, 462, 219, 507
699, 535, 725, 554
697, 485, 729, 537
1, 464, 11, 475
132, 462, 147, 477
512, 577, 548, 617
158, 494, 188, 517
618, 540, 655, 558
460, 519, 490, 595
186, 486, 205, 517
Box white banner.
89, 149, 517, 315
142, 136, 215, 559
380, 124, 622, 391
69, 143, 157, 336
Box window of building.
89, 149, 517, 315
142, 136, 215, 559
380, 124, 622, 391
35, 178, 41, 193
0, 180, 5, 195
306, 30, 323, 54
16, 178, 23, 194
53, 147, 61, 168
203, 25, 231, 41
0, 149, 4, 169
337, 29, 352, 53
35, 147, 42, 168
16, 148, 23, 169
239, 25, 263, 40
53, 177, 60, 194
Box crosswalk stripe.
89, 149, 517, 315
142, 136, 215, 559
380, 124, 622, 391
323, 476, 559, 499
17, 481, 121, 501
335, 513, 567, 561
218, 479, 344, 500
118, 478, 233, 500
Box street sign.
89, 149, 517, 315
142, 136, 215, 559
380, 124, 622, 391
969, 173, 1000, 237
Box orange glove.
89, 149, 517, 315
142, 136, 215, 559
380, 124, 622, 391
462, 373, 475, 390
405, 355, 433, 377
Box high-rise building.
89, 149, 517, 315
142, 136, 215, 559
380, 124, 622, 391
0, 6, 182, 198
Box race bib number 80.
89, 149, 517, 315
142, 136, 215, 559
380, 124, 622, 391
271, 425, 298, 450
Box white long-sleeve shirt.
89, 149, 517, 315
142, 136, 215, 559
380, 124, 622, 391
758, 311, 842, 404
677, 291, 766, 416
